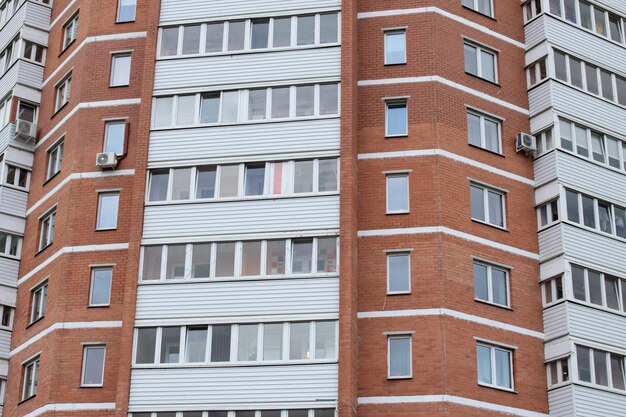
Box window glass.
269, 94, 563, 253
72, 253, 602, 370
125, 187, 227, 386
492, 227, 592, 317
171, 168, 192, 200
579, 1, 592, 30
492, 267, 508, 306
470, 185, 485, 221
219, 165, 239, 197
467, 112, 481, 147
320, 84, 339, 115
215, 242, 236, 277
566, 190, 579, 222
142, 246, 162, 280
554, 50, 568, 81
480, 49, 496, 82
104, 121, 125, 155
495, 349, 512, 388
598, 201, 612, 233
263, 323, 283, 360
160, 27, 179, 56
582, 195, 595, 228
488, 190, 504, 227
160, 327, 181, 363
605, 276, 620, 310
292, 238, 313, 274
82, 347, 105, 385
176, 95, 196, 125
297, 15, 315, 45
386, 102, 408, 136
484, 118, 499, 153
611, 353, 626, 390
608, 14, 623, 43
136, 328, 157, 363
569, 56, 583, 88
273, 18, 292, 48
182, 25, 201, 54
238, 324, 258, 361
221, 91, 239, 123
594, 350, 609, 386
319, 159, 338, 192
211, 325, 231, 362
594, 8, 607, 36
248, 89, 267, 120
266, 240, 286, 275
290, 322, 310, 359
90, 268, 112, 306
549, 0, 562, 15
617, 76, 626, 106
97, 193, 119, 230
205, 23, 224, 52
477, 344, 493, 384
149, 169, 169, 202
228, 21, 245, 51
315, 321, 336, 359
564, 0, 577, 23
244, 163, 265, 196
317, 237, 337, 273
117, 0, 136, 22
571, 265, 586, 301
600, 70, 614, 100
474, 263, 489, 301
575, 125, 588, 157
186, 326, 207, 362
271, 87, 290, 118
614, 207, 626, 238
585, 63, 599, 95
464, 44, 478, 75
387, 175, 408, 213
294, 160, 313, 193
388, 253, 410, 293
560, 119, 573, 151
165, 245, 186, 280
196, 166, 216, 199
200, 93, 220, 124
588, 270, 603, 305
154, 97, 173, 127
251, 19, 270, 49
320, 13, 338, 43
192, 243, 211, 278
385, 32, 405, 65
389, 337, 411, 377
296, 86, 315, 116
241, 241, 262, 276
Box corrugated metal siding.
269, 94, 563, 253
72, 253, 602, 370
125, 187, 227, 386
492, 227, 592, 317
16, 59, 43, 89
136, 277, 338, 322
594, 0, 625, 13
160, 0, 341, 23
154, 48, 340, 91
0, 186, 27, 217
545, 17, 625, 73
567, 303, 626, 350
148, 118, 340, 165
573, 384, 626, 417
524, 16, 546, 49
24, 1, 51, 31
562, 223, 626, 273
0, 257, 18, 288
548, 385, 575, 417
538, 224, 563, 262
0, 329, 11, 358
528, 81, 553, 117
533, 151, 558, 186
556, 151, 626, 205
143, 195, 339, 239
543, 302, 568, 341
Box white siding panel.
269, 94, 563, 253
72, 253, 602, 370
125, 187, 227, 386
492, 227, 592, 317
16, 59, 43, 89
136, 277, 339, 322
155, 48, 340, 91
143, 195, 339, 239
544, 16, 626, 73
533, 151, 558, 186
524, 16, 546, 49
567, 302, 626, 350
23, 1, 52, 31
0, 64, 18, 101
148, 119, 340, 164
593, 0, 626, 13
0, 329, 10, 358
538, 224, 563, 262
528, 81, 553, 117
160, 0, 341, 23
548, 385, 575, 417
543, 302, 568, 341
562, 223, 626, 273
129, 364, 338, 408
0, 187, 27, 217
0, 123, 10, 153
0, 257, 18, 288
573, 384, 626, 417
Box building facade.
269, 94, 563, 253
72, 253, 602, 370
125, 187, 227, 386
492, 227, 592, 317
0, 0, 623, 417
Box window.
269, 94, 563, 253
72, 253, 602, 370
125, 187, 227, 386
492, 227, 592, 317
63, 14, 79, 50
0, 97, 11, 128
467, 110, 501, 153
22, 357, 39, 400
96, 193, 120, 230
0, 231, 21, 257
477, 343, 513, 390
30, 281, 47, 323
81, 346, 106, 386
297, 15, 315, 45
537, 199, 559, 228
387, 252, 410, 294
55, 74, 71, 111
161, 327, 181, 363
535, 127, 554, 156
470, 183, 505, 228
565, 189, 626, 239
388, 336, 412, 378
135, 328, 157, 364
474, 261, 509, 307
577, 346, 626, 390
464, 42, 497, 83
22, 40, 46, 64
548, 0, 625, 45
542, 275, 564, 306
110, 54, 131, 87
117, 0, 136, 22
0, 304, 14, 328
385, 100, 408, 137
571, 264, 626, 313
526, 57, 547, 87
386, 174, 409, 214
90, 268, 112, 306
384, 31, 406, 65
103, 121, 126, 155
558, 118, 626, 171
546, 357, 570, 387
39, 209, 56, 250
3, 164, 30, 189
463, 0, 493, 17
160, 27, 179, 56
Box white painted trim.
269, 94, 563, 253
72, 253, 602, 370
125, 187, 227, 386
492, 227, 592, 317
358, 149, 534, 185
23, 403, 116, 417
357, 394, 548, 417
357, 226, 539, 259
36, 99, 142, 148
357, 7, 525, 49
17, 244, 130, 286
358, 308, 543, 338
27, 170, 136, 215
358, 76, 529, 115
49, 0, 78, 29
11, 322, 123, 357
43, 32, 148, 87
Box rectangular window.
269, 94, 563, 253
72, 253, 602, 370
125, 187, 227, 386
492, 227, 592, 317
526, 57, 547, 87
388, 336, 412, 378
211, 324, 232, 362
160, 327, 181, 364
570, 263, 626, 313
464, 0, 493, 17
384, 31, 406, 65
22, 357, 39, 400
542, 275, 564, 306
477, 343, 513, 390
387, 252, 410, 294
90, 268, 112, 306
39, 209, 56, 250
577, 345, 626, 390
205, 23, 224, 52
547, 357, 570, 387
386, 174, 409, 214
186, 326, 208, 362
110, 54, 131, 87
55, 74, 71, 111
467, 110, 501, 153
296, 85, 314, 117
63, 14, 79, 50
22, 40, 45, 64
160, 27, 179, 56
537, 199, 559, 228
4, 164, 30, 189
96, 192, 120, 230
251, 19, 270, 49
103, 121, 126, 155
289, 322, 310, 360
385, 100, 408, 137
297, 15, 315, 46
117, 0, 136, 22
263, 323, 283, 360
0, 304, 13, 328
470, 183, 505, 228
464, 42, 497, 83
182, 25, 201, 55
135, 327, 157, 364
315, 321, 336, 359
292, 238, 313, 274
81, 346, 106, 386
237, 324, 258, 361
474, 261, 509, 307
30, 281, 47, 323
0, 231, 20, 257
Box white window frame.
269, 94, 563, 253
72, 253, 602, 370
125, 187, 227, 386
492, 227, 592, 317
96, 192, 120, 231
387, 335, 413, 379
89, 267, 113, 307
110, 53, 131, 87
386, 173, 410, 214
3, 163, 30, 190
546, 356, 570, 387
473, 260, 510, 308
38, 208, 56, 251
55, 73, 71, 111
541, 275, 564, 307
470, 182, 506, 229
62, 14, 79, 50
30, 280, 47, 323
116, 0, 136, 23
21, 356, 39, 400
385, 99, 408, 137
464, 41, 498, 83
537, 199, 560, 229
103, 120, 127, 155
575, 344, 626, 391
386, 251, 411, 295
81, 345, 106, 387
477, 341, 515, 391
47, 139, 63, 179
463, 0, 495, 17
383, 29, 406, 65
466, 109, 502, 154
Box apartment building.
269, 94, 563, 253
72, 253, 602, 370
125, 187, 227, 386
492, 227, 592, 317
0, 0, 623, 417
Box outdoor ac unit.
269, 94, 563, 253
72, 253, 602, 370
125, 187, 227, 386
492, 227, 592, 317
96, 152, 118, 169
516, 132, 537, 154
13, 119, 37, 142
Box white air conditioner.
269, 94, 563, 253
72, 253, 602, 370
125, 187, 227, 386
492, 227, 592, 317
13, 119, 37, 143
96, 152, 118, 169
516, 132, 537, 154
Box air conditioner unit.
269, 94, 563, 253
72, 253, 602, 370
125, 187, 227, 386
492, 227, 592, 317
13, 119, 37, 143
96, 152, 118, 169
516, 132, 537, 154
